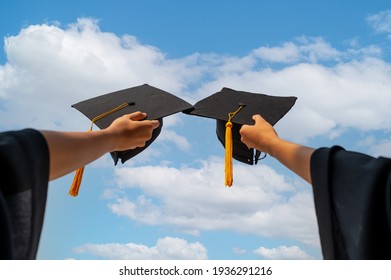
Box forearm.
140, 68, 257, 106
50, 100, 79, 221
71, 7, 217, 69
41, 130, 115, 181
267, 138, 315, 184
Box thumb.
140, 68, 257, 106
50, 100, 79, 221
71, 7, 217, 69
128, 111, 147, 121
252, 114, 265, 123
150, 120, 160, 129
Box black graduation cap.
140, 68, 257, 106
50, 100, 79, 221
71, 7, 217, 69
184, 87, 297, 186
72, 84, 193, 165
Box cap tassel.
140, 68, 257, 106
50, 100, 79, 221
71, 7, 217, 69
69, 166, 85, 196
225, 121, 233, 186
68, 102, 130, 197
225, 104, 245, 187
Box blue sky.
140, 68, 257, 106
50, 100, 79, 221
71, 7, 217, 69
1, 0, 391, 260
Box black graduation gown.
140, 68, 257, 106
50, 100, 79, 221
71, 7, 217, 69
310, 146, 391, 259
0, 129, 49, 259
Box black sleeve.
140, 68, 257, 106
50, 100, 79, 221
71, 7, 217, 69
310, 146, 391, 259
0, 129, 50, 259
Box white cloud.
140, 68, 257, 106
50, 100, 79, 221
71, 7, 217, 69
74, 236, 208, 260
253, 245, 315, 260
254, 42, 300, 64
108, 157, 320, 247
158, 129, 191, 151
367, 10, 391, 37
253, 37, 340, 64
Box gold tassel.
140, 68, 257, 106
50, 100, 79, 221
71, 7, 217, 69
225, 121, 233, 187
224, 104, 245, 187
68, 129, 91, 197
68, 102, 130, 197
69, 166, 85, 196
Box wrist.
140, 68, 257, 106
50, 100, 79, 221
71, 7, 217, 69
97, 128, 118, 153
265, 137, 284, 158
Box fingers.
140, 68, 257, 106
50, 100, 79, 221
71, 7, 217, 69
127, 111, 147, 121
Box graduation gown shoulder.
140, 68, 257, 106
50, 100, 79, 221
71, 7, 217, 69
310, 146, 391, 259
0, 129, 49, 259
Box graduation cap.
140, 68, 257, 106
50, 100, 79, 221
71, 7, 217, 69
69, 84, 192, 196
184, 87, 297, 186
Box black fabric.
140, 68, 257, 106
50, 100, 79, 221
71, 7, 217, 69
0, 129, 49, 259
0, 191, 12, 259
310, 146, 391, 259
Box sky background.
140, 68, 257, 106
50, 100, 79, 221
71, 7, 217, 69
1, 0, 391, 260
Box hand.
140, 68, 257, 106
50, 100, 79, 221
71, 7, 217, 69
240, 114, 314, 183
239, 114, 279, 154
105, 111, 160, 151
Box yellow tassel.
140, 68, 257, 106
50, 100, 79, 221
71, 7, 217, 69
224, 104, 245, 187
69, 129, 91, 197
68, 102, 130, 197
69, 166, 85, 196
225, 121, 233, 187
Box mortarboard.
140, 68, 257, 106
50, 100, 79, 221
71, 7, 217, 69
69, 84, 192, 196
184, 87, 297, 186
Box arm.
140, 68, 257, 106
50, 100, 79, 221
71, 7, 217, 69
41, 112, 159, 181
240, 114, 314, 184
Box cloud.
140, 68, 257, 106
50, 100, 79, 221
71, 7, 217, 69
367, 10, 391, 37
108, 157, 320, 247
158, 129, 191, 151
74, 236, 208, 260
253, 245, 315, 260
253, 37, 340, 64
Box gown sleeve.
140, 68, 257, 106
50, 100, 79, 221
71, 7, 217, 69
310, 146, 391, 259
0, 129, 49, 259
